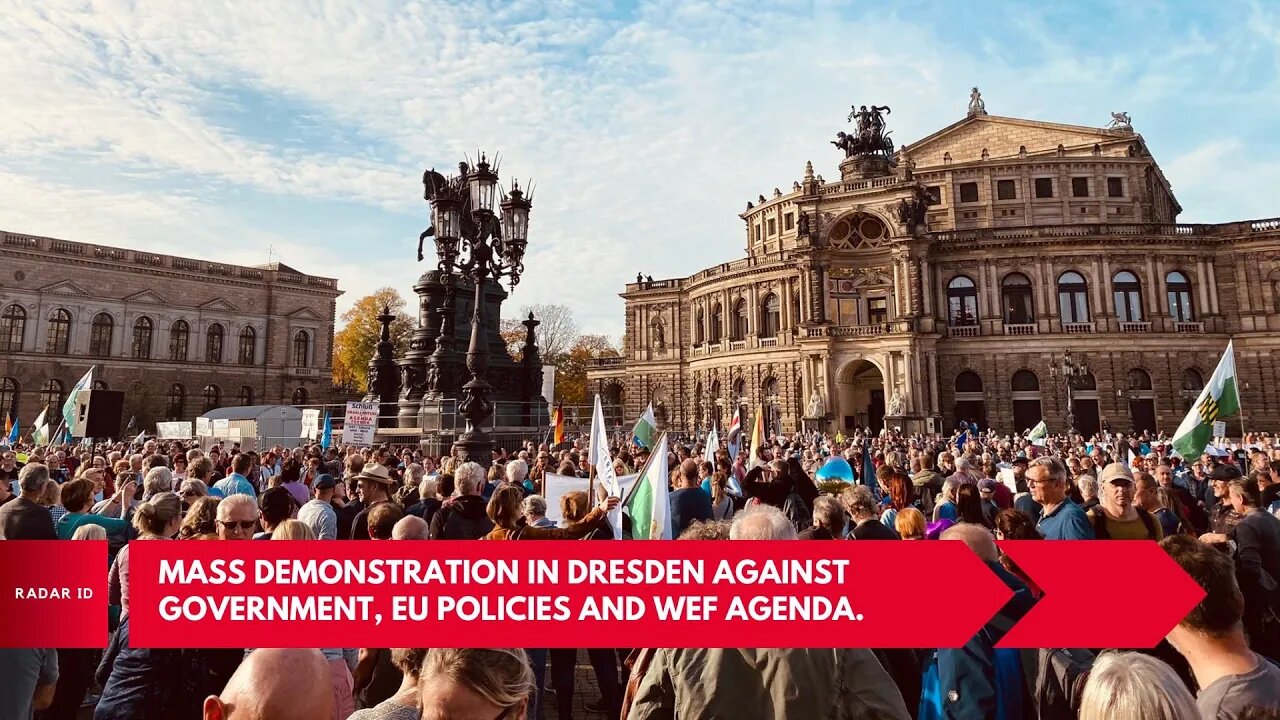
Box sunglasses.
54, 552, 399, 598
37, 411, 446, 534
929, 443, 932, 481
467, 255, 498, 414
217, 519, 258, 530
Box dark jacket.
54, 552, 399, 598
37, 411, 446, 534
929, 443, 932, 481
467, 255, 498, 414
851, 518, 900, 541
0, 497, 56, 540
429, 494, 494, 540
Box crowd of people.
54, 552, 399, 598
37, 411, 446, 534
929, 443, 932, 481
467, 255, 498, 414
0, 420, 1278, 719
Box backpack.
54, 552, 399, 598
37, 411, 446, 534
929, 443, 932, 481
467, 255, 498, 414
1089, 507, 1158, 540
441, 507, 494, 540
782, 492, 812, 534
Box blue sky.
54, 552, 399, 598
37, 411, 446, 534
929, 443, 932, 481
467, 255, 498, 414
3, 0, 1279, 338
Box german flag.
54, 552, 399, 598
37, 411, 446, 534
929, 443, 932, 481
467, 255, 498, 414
551, 402, 565, 445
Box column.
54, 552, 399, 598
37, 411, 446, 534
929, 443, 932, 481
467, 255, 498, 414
928, 353, 940, 415
980, 259, 995, 320
1145, 256, 1159, 314
1235, 256, 1250, 314
1089, 258, 1104, 322
891, 260, 903, 318
1101, 256, 1113, 324
748, 283, 759, 338
781, 279, 791, 332
1035, 257, 1050, 319
904, 350, 916, 413
1195, 258, 1210, 318
1208, 258, 1221, 315
921, 258, 934, 318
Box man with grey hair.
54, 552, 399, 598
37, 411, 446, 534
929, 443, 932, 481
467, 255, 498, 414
391, 514, 430, 540
728, 504, 797, 540
1028, 456, 1094, 540
842, 484, 900, 540
504, 458, 530, 493
799, 495, 846, 540
0, 463, 56, 539
1076, 474, 1100, 512
429, 461, 494, 540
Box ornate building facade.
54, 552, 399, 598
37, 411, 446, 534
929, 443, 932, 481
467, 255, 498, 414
0, 231, 341, 430
588, 93, 1280, 437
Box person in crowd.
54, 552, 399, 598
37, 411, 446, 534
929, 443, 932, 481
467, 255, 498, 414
141, 467, 172, 500
977, 478, 1001, 525
254, 486, 297, 540
1029, 456, 1094, 540
429, 462, 494, 540
299, 474, 339, 540
933, 476, 960, 522
278, 458, 311, 508
178, 478, 209, 507
669, 458, 713, 538
1160, 535, 1280, 718
179, 496, 221, 540
1204, 464, 1245, 542
627, 504, 910, 719
521, 494, 555, 528
842, 484, 900, 540
416, 648, 534, 720
893, 506, 927, 540
0, 462, 56, 539
709, 469, 735, 521
270, 519, 316, 540
1076, 473, 1100, 512
1078, 652, 1198, 720
350, 464, 395, 540
212, 454, 256, 498
485, 485, 616, 541
955, 482, 990, 528
391, 515, 430, 540
55, 477, 132, 540
368, 502, 404, 541
911, 452, 944, 517
993, 508, 1042, 595
1088, 465, 1162, 540
40, 478, 66, 526
216, 494, 259, 540
202, 648, 333, 720
1223, 478, 1280, 659
349, 648, 424, 720
405, 474, 442, 525
1156, 463, 1205, 532
0, 648, 58, 719
798, 495, 846, 539
879, 470, 914, 529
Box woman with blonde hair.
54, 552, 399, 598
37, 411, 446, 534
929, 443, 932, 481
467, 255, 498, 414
1079, 652, 1198, 720
271, 519, 316, 540
710, 470, 735, 521
417, 648, 534, 720
179, 496, 221, 540
40, 478, 67, 525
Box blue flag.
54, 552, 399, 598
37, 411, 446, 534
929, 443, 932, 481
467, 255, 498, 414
6, 419, 18, 444
955, 429, 968, 453
63, 425, 73, 444
320, 411, 332, 450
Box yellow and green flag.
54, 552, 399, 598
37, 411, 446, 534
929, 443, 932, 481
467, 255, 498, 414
1172, 341, 1240, 459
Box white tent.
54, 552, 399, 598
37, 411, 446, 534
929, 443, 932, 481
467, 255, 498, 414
197, 405, 304, 451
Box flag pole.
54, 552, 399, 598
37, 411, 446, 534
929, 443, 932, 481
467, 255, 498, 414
1235, 339, 1246, 443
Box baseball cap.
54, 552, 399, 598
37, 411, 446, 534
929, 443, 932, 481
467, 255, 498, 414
1099, 462, 1134, 485
313, 473, 336, 490
978, 478, 996, 494
1209, 464, 1243, 482
1011, 456, 1029, 466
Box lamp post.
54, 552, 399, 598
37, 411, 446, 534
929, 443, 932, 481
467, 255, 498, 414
1050, 350, 1090, 437
426, 153, 532, 465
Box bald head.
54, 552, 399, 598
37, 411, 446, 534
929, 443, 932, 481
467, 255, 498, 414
393, 515, 430, 540
203, 648, 331, 720
940, 523, 998, 563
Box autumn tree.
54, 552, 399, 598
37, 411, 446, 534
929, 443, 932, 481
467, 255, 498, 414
554, 334, 621, 404
500, 304, 579, 362
332, 287, 414, 393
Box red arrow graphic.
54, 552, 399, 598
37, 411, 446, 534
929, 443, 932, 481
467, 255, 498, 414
995, 540, 1205, 648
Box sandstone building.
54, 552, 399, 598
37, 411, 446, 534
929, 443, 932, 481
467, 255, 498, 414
0, 231, 340, 430
588, 93, 1280, 437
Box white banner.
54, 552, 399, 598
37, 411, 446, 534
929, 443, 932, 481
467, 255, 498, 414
1212, 420, 1227, 439
213, 418, 230, 432
542, 471, 639, 526
156, 421, 193, 440
344, 401, 379, 447
541, 364, 556, 404
301, 409, 321, 440
195, 417, 211, 437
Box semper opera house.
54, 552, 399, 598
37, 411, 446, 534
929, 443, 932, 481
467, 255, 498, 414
587, 91, 1280, 437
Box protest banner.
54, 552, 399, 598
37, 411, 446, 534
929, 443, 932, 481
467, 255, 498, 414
300, 409, 321, 440
343, 401, 378, 447
195, 417, 211, 437
155, 421, 193, 440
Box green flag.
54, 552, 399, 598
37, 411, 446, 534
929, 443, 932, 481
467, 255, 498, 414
1028, 420, 1048, 441
1172, 341, 1240, 459
631, 403, 657, 449
624, 433, 670, 540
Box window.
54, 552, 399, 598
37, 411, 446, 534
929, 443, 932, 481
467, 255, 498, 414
1182, 369, 1204, 393
947, 276, 979, 326
1, 305, 26, 352
1010, 370, 1042, 436
1167, 271, 1195, 321
996, 179, 1017, 200
131, 317, 153, 359
955, 371, 983, 393
46, 309, 72, 355
831, 298, 859, 326
1113, 271, 1143, 322
1107, 177, 1124, 198
166, 384, 185, 419
1127, 368, 1152, 390
169, 320, 190, 361
292, 387, 308, 405
767, 218, 776, 236
1034, 178, 1054, 198
1071, 177, 1090, 198
958, 182, 979, 203
925, 186, 942, 204
1012, 371, 1039, 390
292, 330, 310, 367
0, 378, 18, 421
89, 313, 114, 356
238, 385, 254, 406
238, 327, 257, 366
1001, 273, 1035, 325
39, 379, 65, 412
710, 304, 723, 342
868, 297, 889, 325
1057, 271, 1090, 323
784, 213, 794, 231
730, 300, 748, 341
205, 324, 224, 363
761, 294, 780, 336
202, 384, 221, 411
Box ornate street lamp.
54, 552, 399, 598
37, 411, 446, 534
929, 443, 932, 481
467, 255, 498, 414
426, 153, 533, 465
1050, 350, 1090, 437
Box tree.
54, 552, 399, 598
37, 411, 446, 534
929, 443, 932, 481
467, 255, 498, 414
332, 288, 414, 393
500, 304, 578, 363
555, 334, 620, 404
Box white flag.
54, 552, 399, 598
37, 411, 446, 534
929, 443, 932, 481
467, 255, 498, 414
590, 394, 622, 539
704, 425, 719, 464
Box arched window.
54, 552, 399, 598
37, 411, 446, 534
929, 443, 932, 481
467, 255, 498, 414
89, 313, 114, 356
1182, 368, 1204, 393
694, 309, 704, 344
709, 304, 723, 343
202, 384, 221, 411
39, 379, 65, 411
1166, 271, 1195, 322
732, 379, 746, 402
45, 309, 72, 355
955, 371, 984, 393
763, 377, 778, 397
292, 330, 310, 367
1011, 370, 1040, 392
169, 320, 190, 361
238, 385, 254, 406
1001, 273, 1035, 325
710, 380, 721, 403
947, 276, 978, 326
1112, 271, 1143, 323
1, 305, 26, 352
0, 378, 18, 420
166, 384, 185, 419
731, 300, 748, 341
238, 327, 257, 366
760, 294, 780, 337
1010, 370, 1042, 434
131, 317, 153, 359
1057, 271, 1090, 323
1127, 368, 1152, 390
292, 387, 308, 405
205, 324, 224, 363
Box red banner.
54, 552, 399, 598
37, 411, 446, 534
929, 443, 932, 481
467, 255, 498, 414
0, 541, 108, 648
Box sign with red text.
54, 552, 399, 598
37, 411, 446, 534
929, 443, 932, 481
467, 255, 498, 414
343, 401, 378, 446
